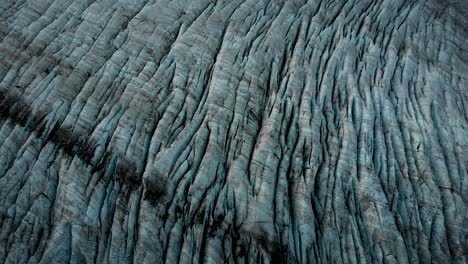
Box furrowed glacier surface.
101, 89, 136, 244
0, 0, 467, 263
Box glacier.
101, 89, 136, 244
0, 0, 467, 263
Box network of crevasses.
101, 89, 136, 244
0, 0, 467, 263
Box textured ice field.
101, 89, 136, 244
0, 0, 467, 263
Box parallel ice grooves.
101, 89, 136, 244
0, 0, 467, 263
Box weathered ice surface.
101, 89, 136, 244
0, 0, 467, 263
